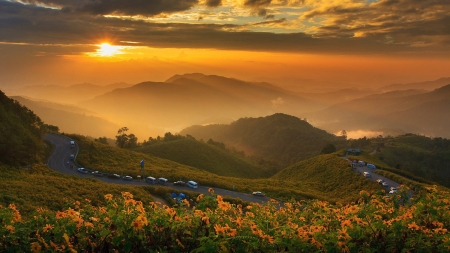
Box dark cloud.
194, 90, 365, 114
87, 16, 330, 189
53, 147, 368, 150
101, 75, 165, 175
205, 0, 222, 8
264, 14, 275, 20
257, 9, 266, 17
244, 0, 272, 8
0, 0, 449, 57
22, 0, 199, 16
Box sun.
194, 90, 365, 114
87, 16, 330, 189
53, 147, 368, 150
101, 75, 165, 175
97, 43, 123, 57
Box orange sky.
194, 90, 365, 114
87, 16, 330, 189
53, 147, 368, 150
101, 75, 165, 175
0, 0, 449, 90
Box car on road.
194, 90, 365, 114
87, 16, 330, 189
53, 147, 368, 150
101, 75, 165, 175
187, 181, 198, 189
390, 187, 397, 192
70, 141, 75, 148
363, 172, 371, 178
145, 177, 157, 184
70, 154, 75, 160
77, 168, 88, 174
367, 164, 376, 169
122, 176, 133, 181
173, 181, 186, 186
252, 191, 265, 196
158, 178, 168, 185
92, 171, 102, 176
382, 182, 388, 187
376, 179, 384, 184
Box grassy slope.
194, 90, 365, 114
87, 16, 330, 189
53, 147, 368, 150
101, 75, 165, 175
272, 154, 381, 200
373, 134, 450, 187
74, 134, 384, 203
0, 164, 154, 215
180, 113, 343, 166
134, 138, 273, 179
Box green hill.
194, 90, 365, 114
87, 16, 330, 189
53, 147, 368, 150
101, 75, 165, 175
180, 113, 344, 167
134, 136, 274, 178
272, 154, 381, 197
374, 134, 450, 187
0, 90, 46, 166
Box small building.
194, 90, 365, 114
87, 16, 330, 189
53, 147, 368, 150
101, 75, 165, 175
346, 148, 361, 156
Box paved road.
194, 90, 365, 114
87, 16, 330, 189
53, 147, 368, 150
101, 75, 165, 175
45, 133, 271, 204
348, 159, 401, 192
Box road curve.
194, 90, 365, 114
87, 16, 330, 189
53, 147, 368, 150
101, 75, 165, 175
45, 133, 272, 204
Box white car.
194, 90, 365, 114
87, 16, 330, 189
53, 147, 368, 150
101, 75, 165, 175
252, 191, 265, 196
122, 176, 133, 181
382, 182, 388, 187
390, 187, 397, 192
187, 181, 198, 189
77, 168, 88, 174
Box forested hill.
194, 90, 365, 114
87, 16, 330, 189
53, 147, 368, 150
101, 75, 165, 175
180, 113, 343, 167
0, 90, 46, 166
134, 135, 275, 179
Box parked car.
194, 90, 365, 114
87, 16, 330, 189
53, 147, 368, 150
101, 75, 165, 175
382, 182, 388, 187
145, 177, 157, 184
122, 176, 133, 181
158, 178, 168, 185
107, 173, 120, 179
252, 191, 265, 196
92, 171, 102, 176
173, 181, 186, 186
77, 168, 88, 174
187, 181, 198, 189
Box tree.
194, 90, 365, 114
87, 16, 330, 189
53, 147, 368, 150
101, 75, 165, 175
340, 130, 347, 140
320, 143, 336, 154
115, 127, 129, 148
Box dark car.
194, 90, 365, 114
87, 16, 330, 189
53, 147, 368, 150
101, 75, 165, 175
173, 181, 186, 186
252, 191, 265, 197
122, 176, 133, 181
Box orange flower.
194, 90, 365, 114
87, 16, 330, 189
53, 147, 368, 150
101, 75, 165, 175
8, 203, 17, 210
13, 211, 21, 222
5, 225, 15, 233
341, 220, 353, 228
228, 229, 237, 237
408, 222, 420, 230
104, 194, 113, 200
208, 188, 214, 193
196, 194, 204, 202
219, 201, 230, 211
214, 224, 226, 235
31, 242, 41, 253
217, 195, 223, 202
43, 224, 54, 233
56, 211, 67, 219
131, 220, 143, 231
182, 199, 190, 207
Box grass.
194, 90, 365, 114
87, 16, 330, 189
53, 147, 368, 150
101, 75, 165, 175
73, 134, 385, 203
133, 138, 273, 178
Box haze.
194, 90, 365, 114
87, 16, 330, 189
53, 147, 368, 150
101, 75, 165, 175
1, 0, 449, 140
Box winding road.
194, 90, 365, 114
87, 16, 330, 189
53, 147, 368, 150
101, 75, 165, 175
45, 133, 272, 204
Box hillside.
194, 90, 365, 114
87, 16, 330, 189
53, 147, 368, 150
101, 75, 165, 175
379, 77, 450, 92
180, 113, 343, 166
134, 136, 274, 179
11, 82, 132, 104
10, 96, 120, 138
374, 134, 450, 187
0, 91, 46, 165
306, 85, 450, 138
80, 73, 325, 139
272, 154, 380, 196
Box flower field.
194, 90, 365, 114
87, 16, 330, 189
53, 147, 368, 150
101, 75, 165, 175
1, 186, 449, 252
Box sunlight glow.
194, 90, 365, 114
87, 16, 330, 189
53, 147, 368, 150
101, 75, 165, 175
96, 43, 124, 57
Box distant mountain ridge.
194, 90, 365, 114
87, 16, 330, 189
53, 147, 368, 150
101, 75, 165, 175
11, 82, 132, 104
306, 84, 450, 138
180, 113, 344, 166
378, 77, 450, 92
81, 74, 327, 139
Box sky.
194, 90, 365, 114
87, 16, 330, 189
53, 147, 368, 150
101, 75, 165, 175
0, 0, 449, 89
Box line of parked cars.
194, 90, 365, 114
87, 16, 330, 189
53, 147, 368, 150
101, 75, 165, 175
145, 177, 199, 189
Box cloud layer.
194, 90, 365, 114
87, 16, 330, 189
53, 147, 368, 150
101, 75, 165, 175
0, 0, 449, 56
